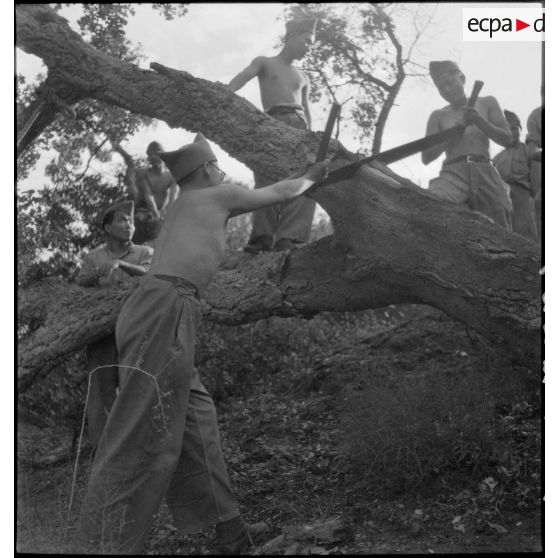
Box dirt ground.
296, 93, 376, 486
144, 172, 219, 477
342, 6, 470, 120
17, 305, 542, 554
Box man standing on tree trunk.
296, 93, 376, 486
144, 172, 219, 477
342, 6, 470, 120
76, 133, 329, 554
422, 61, 513, 230
228, 18, 317, 253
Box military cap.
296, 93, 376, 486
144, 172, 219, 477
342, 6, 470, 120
429, 60, 463, 86
286, 18, 317, 37
102, 200, 134, 223
503, 110, 521, 128
158, 133, 217, 183
146, 141, 164, 153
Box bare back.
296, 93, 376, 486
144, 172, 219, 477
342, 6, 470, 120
428, 96, 494, 160
257, 56, 308, 111
149, 188, 230, 296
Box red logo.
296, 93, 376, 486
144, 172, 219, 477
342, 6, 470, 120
516, 18, 530, 31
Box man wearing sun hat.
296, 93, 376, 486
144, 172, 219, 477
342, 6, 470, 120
422, 60, 513, 230
493, 110, 538, 240
76, 200, 153, 450
228, 17, 318, 253
77, 133, 329, 554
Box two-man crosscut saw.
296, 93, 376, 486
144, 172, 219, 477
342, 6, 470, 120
314, 80, 484, 187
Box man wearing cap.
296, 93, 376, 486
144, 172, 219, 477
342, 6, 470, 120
77, 133, 329, 554
526, 103, 542, 240
131, 141, 178, 221
77, 201, 153, 449
493, 110, 537, 240
422, 60, 513, 229
228, 18, 318, 253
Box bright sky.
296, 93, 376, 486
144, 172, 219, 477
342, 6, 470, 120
17, 2, 543, 190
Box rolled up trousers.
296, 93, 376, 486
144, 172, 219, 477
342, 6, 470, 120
78, 276, 239, 554
429, 160, 512, 230
249, 106, 316, 244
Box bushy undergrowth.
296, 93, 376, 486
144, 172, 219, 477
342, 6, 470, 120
337, 319, 541, 499
197, 308, 540, 504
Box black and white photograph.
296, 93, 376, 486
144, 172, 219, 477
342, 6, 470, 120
16, 2, 544, 554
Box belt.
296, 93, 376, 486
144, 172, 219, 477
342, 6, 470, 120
153, 274, 199, 299
267, 104, 305, 115
443, 155, 492, 167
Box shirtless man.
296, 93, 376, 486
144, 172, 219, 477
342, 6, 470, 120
77, 133, 329, 555
422, 60, 513, 229
133, 141, 178, 220
228, 18, 318, 253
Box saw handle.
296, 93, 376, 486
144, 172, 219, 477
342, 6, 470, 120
467, 80, 484, 107
316, 103, 341, 162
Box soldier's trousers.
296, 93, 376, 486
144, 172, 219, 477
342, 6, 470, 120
78, 276, 239, 554
249, 105, 316, 244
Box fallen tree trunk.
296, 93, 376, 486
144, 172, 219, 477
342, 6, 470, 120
17, 5, 541, 397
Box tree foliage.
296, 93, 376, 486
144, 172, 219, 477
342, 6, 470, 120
17, 4, 190, 285
284, 3, 436, 153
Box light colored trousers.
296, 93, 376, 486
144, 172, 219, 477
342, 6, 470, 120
429, 161, 512, 230
249, 106, 316, 244
78, 276, 239, 554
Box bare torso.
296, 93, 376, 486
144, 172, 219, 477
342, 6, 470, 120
257, 56, 308, 111
149, 187, 230, 297
135, 167, 175, 209
432, 96, 493, 160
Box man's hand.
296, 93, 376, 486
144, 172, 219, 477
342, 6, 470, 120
461, 106, 481, 126
304, 159, 330, 183
97, 260, 121, 278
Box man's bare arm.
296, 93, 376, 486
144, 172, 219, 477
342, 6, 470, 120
217, 161, 329, 216
136, 171, 161, 218
421, 111, 447, 164
462, 96, 512, 147
117, 261, 150, 276
228, 57, 265, 92
160, 180, 178, 215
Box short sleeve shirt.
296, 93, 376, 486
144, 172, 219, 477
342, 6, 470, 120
77, 243, 153, 287
493, 142, 531, 191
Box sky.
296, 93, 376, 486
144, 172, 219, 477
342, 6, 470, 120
17, 2, 543, 192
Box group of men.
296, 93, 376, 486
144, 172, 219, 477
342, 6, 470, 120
75, 16, 543, 555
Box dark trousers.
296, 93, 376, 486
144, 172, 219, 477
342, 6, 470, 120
86, 336, 119, 449
78, 276, 239, 554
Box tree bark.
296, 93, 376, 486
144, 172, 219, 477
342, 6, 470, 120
17, 5, 542, 396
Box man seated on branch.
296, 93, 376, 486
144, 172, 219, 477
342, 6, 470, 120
77, 133, 329, 555
493, 110, 538, 240
228, 17, 318, 253
422, 60, 513, 230
76, 201, 153, 449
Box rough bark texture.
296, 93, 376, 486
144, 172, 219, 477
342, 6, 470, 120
17, 5, 541, 400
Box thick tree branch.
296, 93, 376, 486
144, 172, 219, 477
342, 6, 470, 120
16, 4, 541, 398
